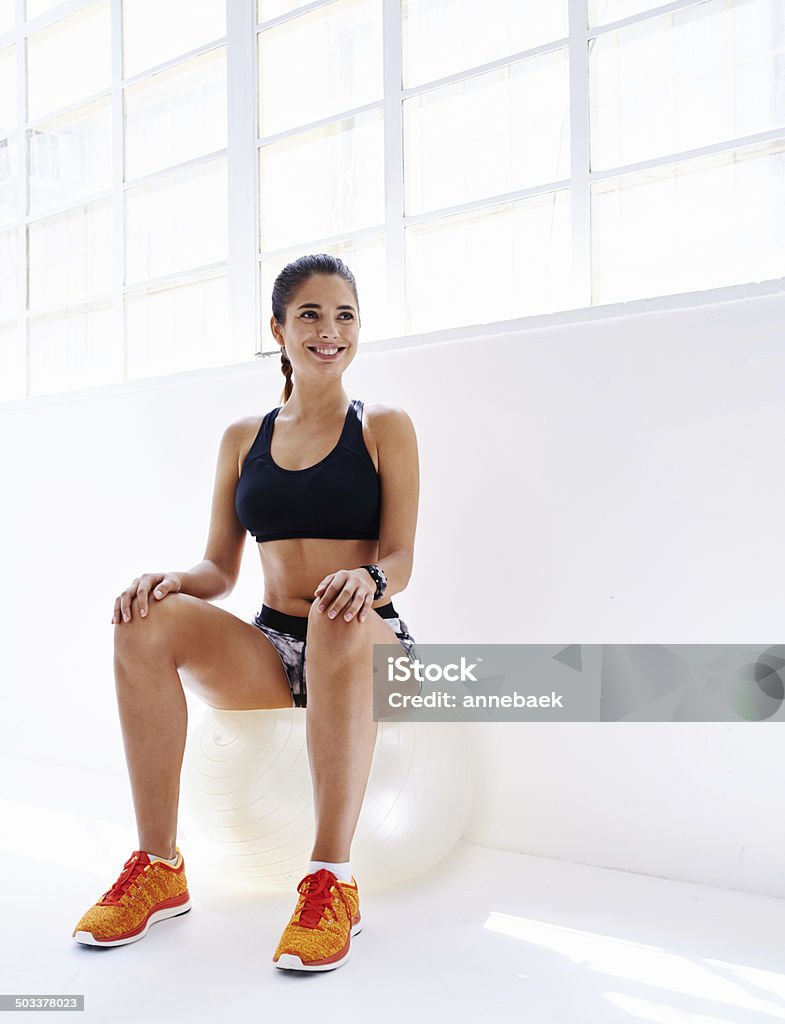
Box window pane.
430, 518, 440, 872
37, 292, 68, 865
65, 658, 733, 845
125, 46, 227, 181
125, 155, 227, 284
259, 109, 383, 251
0, 133, 18, 227
589, 0, 681, 26
591, 140, 785, 304
28, 99, 111, 215
406, 191, 572, 334
0, 3, 13, 34
404, 49, 569, 216
258, 0, 308, 21
402, 0, 567, 89
0, 44, 16, 138
258, 0, 382, 138
26, 0, 65, 19
0, 225, 17, 317
29, 302, 119, 396
260, 234, 386, 353
28, 198, 112, 311
590, 0, 785, 170
0, 321, 25, 402
27, 1, 110, 122
123, 0, 225, 79
125, 274, 228, 379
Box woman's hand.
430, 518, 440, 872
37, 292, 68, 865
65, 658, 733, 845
314, 568, 376, 623
112, 572, 184, 624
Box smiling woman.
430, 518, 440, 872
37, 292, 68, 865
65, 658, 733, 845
73, 252, 423, 976
275, 285, 360, 398
244, 254, 421, 703
237, 255, 422, 970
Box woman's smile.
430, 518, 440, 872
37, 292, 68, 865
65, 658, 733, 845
307, 345, 345, 360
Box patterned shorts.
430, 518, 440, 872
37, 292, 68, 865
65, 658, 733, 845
251, 601, 420, 709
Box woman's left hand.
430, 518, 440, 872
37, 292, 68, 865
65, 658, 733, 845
314, 568, 375, 623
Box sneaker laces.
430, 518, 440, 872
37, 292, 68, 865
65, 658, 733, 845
296, 869, 342, 929
99, 851, 150, 905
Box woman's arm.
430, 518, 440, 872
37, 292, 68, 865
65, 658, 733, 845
179, 421, 248, 601
178, 559, 234, 601
314, 405, 420, 621
366, 404, 420, 600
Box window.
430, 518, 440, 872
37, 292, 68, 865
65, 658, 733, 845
0, 0, 780, 401
0, 0, 227, 401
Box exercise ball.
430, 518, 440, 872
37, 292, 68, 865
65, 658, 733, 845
179, 706, 475, 891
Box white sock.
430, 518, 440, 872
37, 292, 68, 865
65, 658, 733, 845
308, 859, 353, 883
145, 850, 179, 866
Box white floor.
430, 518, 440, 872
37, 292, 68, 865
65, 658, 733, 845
2, 759, 785, 1024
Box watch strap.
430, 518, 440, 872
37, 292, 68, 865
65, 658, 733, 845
360, 563, 387, 601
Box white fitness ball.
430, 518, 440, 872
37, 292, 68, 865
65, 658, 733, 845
179, 706, 476, 890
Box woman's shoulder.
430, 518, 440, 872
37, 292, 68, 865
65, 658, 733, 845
362, 401, 413, 426
224, 410, 277, 467
227, 406, 279, 435
224, 413, 262, 442
362, 403, 417, 445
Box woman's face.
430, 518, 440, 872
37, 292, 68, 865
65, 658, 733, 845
271, 273, 360, 380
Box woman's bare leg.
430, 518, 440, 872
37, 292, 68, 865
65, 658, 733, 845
303, 603, 401, 862
114, 638, 186, 859
112, 593, 294, 860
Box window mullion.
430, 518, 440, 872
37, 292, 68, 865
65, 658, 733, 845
568, 0, 592, 311
110, 0, 124, 380
15, 0, 27, 395
227, 0, 258, 365
382, 0, 405, 340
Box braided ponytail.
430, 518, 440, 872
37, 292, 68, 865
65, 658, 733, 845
280, 346, 293, 404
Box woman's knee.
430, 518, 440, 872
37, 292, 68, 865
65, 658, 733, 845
113, 591, 190, 655
306, 598, 373, 656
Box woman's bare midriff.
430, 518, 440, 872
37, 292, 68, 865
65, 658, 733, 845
257, 537, 386, 616
237, 407, 388, 617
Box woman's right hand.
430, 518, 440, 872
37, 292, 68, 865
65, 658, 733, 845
112, 572, 184, 624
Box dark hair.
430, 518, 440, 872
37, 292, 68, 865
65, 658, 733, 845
270, 253, 361, 404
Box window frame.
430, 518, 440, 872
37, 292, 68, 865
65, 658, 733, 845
0, 0, 782, 404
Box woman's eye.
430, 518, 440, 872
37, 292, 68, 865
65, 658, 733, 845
301, 310, 353, 319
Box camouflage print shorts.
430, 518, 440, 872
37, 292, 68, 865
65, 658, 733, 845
251, 601, 420, 709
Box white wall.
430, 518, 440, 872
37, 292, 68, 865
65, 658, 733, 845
4, 281, 785, 897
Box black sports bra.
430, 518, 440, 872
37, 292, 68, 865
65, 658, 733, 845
234, 398, 381, 543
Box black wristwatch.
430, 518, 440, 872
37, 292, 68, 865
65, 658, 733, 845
360, 563, 388, 601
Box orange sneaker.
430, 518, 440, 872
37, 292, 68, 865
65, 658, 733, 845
272, 868, 362, 972
72, 848, 191, 947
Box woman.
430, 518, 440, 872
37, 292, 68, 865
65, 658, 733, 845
72, 253, 421, 973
